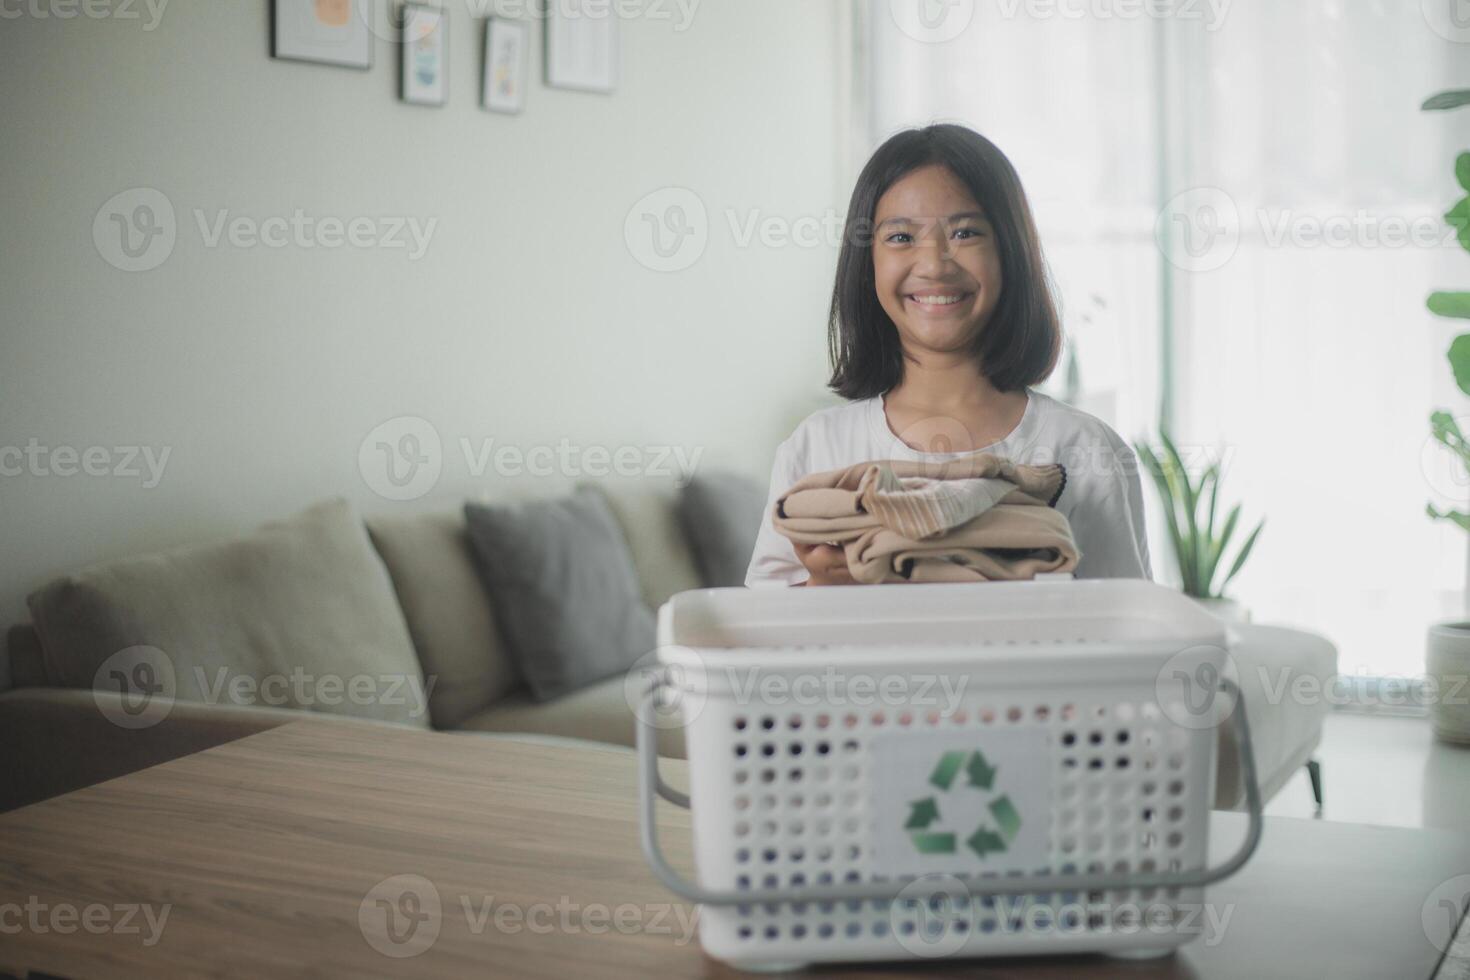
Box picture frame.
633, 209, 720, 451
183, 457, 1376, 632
400, 4, 448, 107
545, 0, 617, 94
482, 19, 529, 114
271, 0, 372, 70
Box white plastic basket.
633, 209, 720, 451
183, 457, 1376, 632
636, 579, 1263, 972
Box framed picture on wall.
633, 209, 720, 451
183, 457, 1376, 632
401, 4, 448, 107
545, 0, 617, 94
482, 19, 529, 114
271, 0, 372, 70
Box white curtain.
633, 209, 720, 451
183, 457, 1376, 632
1166, 1, 1470, 678
866, 0, 1470, 678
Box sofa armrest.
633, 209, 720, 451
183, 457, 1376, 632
1213, 622, 1338, 811
2, 624, 49, 694
0, 688, 392, 813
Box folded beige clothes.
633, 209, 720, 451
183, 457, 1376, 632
773, 452, 1080, 584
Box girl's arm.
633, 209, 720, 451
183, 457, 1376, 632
743, 437, 809, 587
1069, 440, 1153, 580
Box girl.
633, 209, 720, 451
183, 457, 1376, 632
745, 124, 1152, 587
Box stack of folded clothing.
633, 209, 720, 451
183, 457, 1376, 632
773, 452, 1080, 584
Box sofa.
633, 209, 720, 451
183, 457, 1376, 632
0, 476, 1338, 818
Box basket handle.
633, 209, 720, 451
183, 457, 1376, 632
636, 673, 1264, 906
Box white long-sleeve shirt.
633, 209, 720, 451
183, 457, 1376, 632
744, 388, 1153, 587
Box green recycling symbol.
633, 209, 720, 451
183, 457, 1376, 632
904, 749, 1022, 859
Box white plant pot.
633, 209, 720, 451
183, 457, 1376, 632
1190, 596, 1251, 624
1426, 623, 1470, 745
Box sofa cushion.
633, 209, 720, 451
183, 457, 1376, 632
464, 489, 655, 701
367, 512, 520, 729
459, 674, 687, 759
677, 469, 767, 587
588, 479, 704, 612
27, 499, 429, 727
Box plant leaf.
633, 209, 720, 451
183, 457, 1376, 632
1208, 504, 1241, 596
1428, 503, 1470, 533
1428, 292, 1470, 319
1136, 440, 1192, 594
1447, 198, 1470, 251
1158, 429, 1200, 593
1431, 409, 1470, 465
1219, 519, 1265, 594
1201, 462, 1222, 589
1423, 90, 1470, 112
1451, 336, 1470, 397
1459, 156, 1470, 194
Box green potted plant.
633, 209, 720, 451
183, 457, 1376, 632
1421, 88, 1470, 745
1133, 430, 1264, 622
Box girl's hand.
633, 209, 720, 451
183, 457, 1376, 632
793, 542, 856, 586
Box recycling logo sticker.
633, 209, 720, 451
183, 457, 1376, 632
871, 730, 1050, 876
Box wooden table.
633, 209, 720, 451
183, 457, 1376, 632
0, 721, 1466, 979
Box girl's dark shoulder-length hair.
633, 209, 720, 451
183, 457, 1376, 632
827, 123, 1061, 400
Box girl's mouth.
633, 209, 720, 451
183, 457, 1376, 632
906, 290, 974, 312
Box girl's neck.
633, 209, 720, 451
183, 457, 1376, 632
885, 351, 1017, 414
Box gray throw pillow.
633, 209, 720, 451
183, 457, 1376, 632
463, 488, 655, 702
677, 469, 767, 587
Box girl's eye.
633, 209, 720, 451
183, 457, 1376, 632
953, 227, 986, 240
885, 232, 914, 244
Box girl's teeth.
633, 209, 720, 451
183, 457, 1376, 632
913, 294, 963, 306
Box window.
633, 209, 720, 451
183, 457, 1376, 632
864, 0, 1470, 679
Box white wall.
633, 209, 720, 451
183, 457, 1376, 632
0, 1, 848, 634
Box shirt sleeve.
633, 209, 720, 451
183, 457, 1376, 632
1068, 439, 1154, 581
744, 436, 808, 588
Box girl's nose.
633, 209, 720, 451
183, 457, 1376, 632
914, 228, 959, 274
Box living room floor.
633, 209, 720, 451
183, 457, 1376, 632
1263, 710, 1470, 833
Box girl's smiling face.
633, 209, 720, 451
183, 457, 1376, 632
871, 164, 1002, 357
